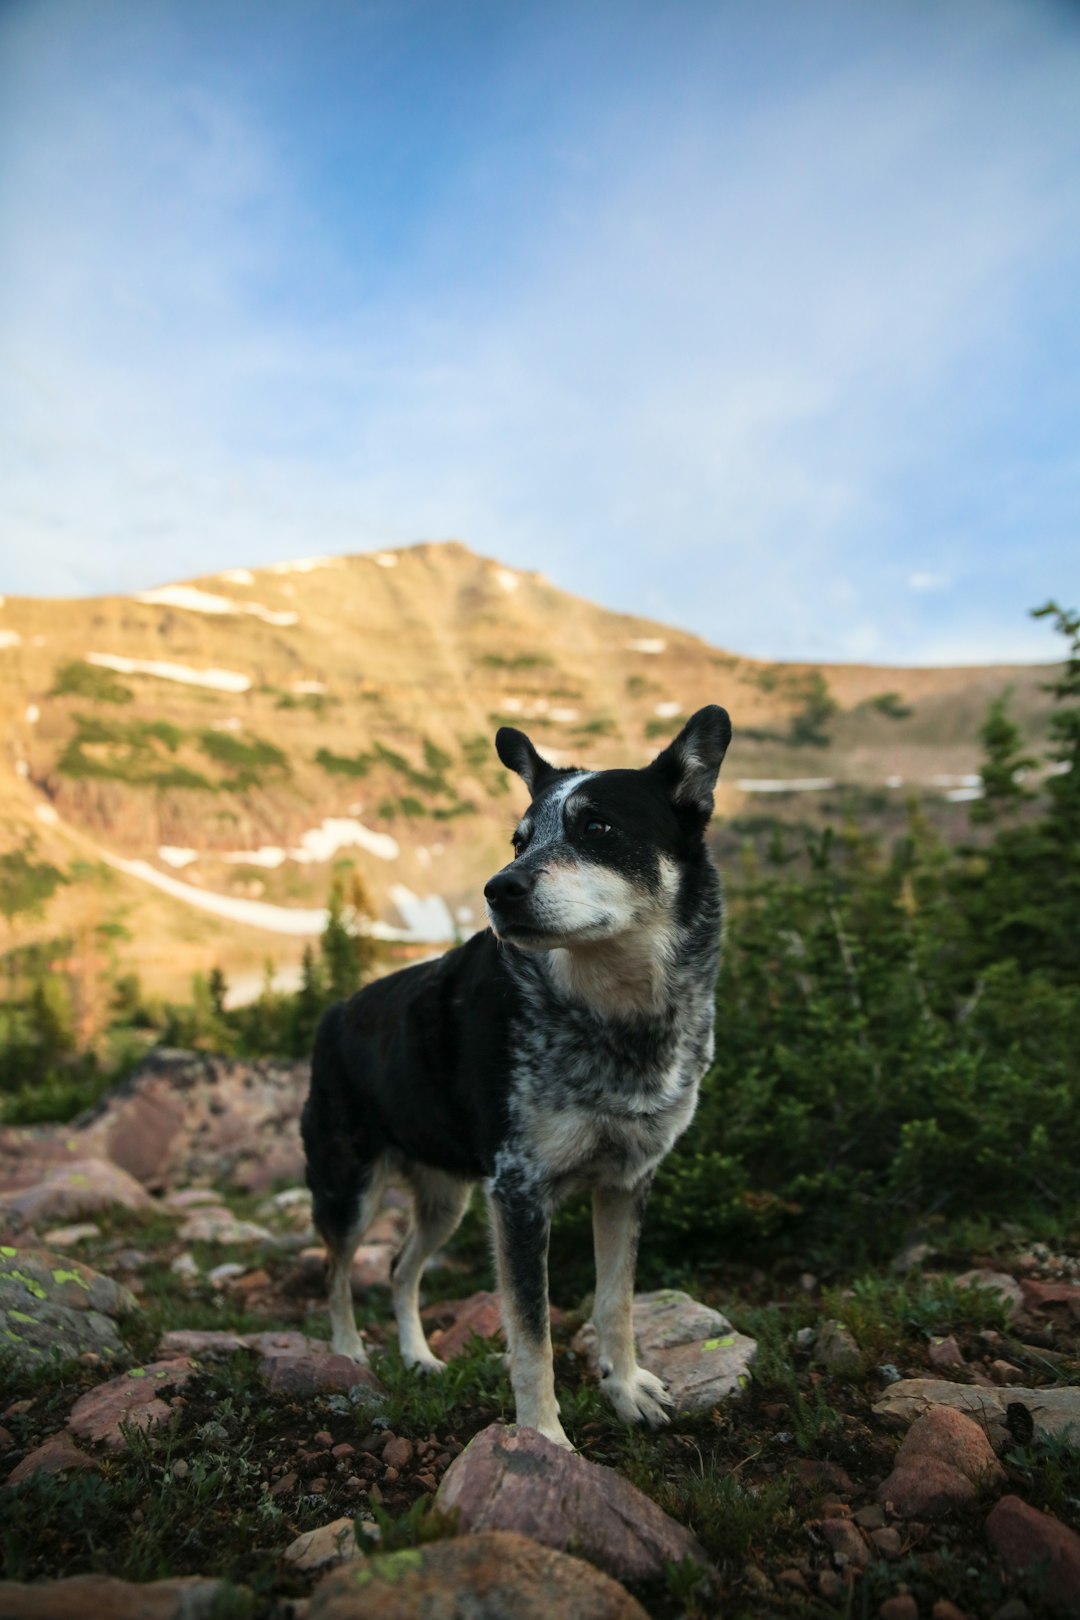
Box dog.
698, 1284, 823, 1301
301, 704, 731, 1448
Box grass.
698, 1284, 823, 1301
50, 659, 134, 704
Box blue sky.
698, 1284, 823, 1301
1, 0, 1078, 664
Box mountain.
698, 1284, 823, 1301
0, 541, 1055, 1000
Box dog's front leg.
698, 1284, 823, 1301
489, 1185, 571, 1449
592, 1181, 673, 1427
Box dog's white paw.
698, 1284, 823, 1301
602, 1365, 674, 1428
331, 1333, 370, 1366
402, 1349, 448, 1376
536, 1421, 576, 1451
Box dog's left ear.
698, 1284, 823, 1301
648, 705, 732, 817
495, 726, 559, 798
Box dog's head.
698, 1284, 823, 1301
483, 705, 731, 950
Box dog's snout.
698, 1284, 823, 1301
484, 868, 535, 907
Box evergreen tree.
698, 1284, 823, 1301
969, 692, 1035, 825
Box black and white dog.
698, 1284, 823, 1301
301, 705, 731, 1448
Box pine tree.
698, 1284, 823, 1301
320, 880, 359, 1003
969, 692, 1035, 825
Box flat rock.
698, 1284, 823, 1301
435, 1422, 712, 1583
309, 1529, 649, 1620
41, 1223, 101, 1248
0, 1245, 137, 1365
0, 1160, 155, 1230
155, 1327, 384, 1399
873, 1379, 1080, 1450
176, 1208, 274, 1245
573, 1289, 756, 1413
67, 1358, 196, 1451
5, 1432, 96, 1487
986, 1494, 1080, 1616
284, 1516, 361, 1573
0, 1574, 248, 1619
162, 1188, 223, 1210
877, 1406, 1006, 1519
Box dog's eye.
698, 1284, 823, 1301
511, 829, 528, 853
583, 818, 611, 837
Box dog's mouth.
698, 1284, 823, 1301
488, 911, 617, 947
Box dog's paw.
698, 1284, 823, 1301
331, 1333, 370, 1366
536, 1421, 576, 1451
602, 1365, 674, 1428
402, 1350, 448, 1376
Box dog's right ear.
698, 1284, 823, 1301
495, 727, 557, 798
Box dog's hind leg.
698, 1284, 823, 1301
314, 1158, 388, 1363
592, 1180, 672, 1427
393, 1167, 472, 1372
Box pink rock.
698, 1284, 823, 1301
67, 1359, 195, 1451
928, 1335, 965, 1369
877, 1406, 1005, 1519
427, 1292, 505, 1360
986, 1494, 1080, 1616
953, 1269, 1024, 1317
435, 1423, 712, 1583
307, 1529, 649, 1620
156, 1329, 249, 1358
266, 1354, 381, 1399
4, 1432, 95, 1487
1020, 1279, 1080, 1320
815, 1517, 871, 1569
0, 1574, 239, 1618
879, 1598, 918, 1620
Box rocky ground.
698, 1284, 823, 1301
1, 1052, 1079, 1619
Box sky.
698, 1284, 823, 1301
1, 0, 1078, 665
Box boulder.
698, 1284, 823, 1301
0, 1245, 137, 1365
435, 1423, 711, 1583
877, 1406, 1005, 1519
873, 1379, 1080, 1450
0, 1160, 156, 1230
573, 1289, 756, 1413
67, 1358, 196, 1451
0, 1575, 248, 1619
0, 1049, 310, 1197
986, 1495, 1080, 1616
308, 1530, 649, 1620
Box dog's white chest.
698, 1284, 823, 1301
519, 1075, 699, 1191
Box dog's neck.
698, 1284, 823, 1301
544, 929, 677, 1022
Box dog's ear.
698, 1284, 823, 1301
495, 727, 558, 797
648, 705, 732, 817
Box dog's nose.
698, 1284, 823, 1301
484, 869, 534, 907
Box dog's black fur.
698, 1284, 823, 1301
301, 705, 731, 1446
